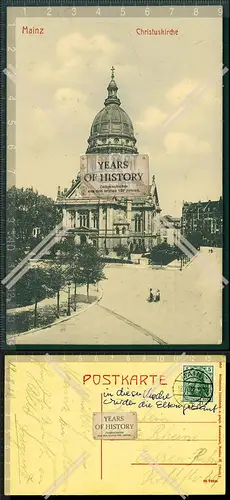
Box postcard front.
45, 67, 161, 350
4, 5, 225, 347
5, 354, 226, 495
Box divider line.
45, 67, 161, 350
97, 304, 168, 345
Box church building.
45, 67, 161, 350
56, 68, 161, 253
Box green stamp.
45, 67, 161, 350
182, 365, 214, 403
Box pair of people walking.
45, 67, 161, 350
148, 288, 160, 303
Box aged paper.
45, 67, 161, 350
5, 354, 225, 495
5, 6, 224, 346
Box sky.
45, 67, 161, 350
13, 10, 222, 216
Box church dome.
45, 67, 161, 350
86, 67, 138, 155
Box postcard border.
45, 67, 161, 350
0, 0, 229, 352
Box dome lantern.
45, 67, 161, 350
104, 66, 121, 107
86, 67, 138, 155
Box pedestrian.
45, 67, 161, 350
149, 288, 153, 302
156, 289, 160, 302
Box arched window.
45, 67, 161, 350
122, 226, 126, 235
116, 226, 120, 235
135, 215, 141, 232
93, 213, 98, 229
79, 211, 89, 228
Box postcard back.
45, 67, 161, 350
5, 354, 225, 495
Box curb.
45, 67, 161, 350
7, 288, 103, 341
180, 252, 199, 270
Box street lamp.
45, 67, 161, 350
67, 281, 71, 316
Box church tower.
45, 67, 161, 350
56, 68, 161, 252
86, 67, 138, 155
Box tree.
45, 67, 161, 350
9, 266, 47, 308
6, 187, 62, 265
149, 243, 177, 266
45, 263, 68, 318
70, 244, 105, 301
53, 238, 80, 310
64, 253, 81, 311
10, 266, 55, 327
56, 237, 77, 264
114, 244, 130, 262
185, 231, 202, 250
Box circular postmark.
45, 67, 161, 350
173, 366, 213, 407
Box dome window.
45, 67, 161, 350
101, 124, 109, 132
114, 138, 119, 143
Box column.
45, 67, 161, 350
89, 210, 92, 229
75, 210, 78, 228
148, 211, 151, 233
155, 210, 161, 233
63, 209, 71, 228
99, 206, 103, 230
63, 208, 67, 227
151, 212, 154, 235
127, 200, 132, 224
106, 207, 109, 248
110, 207, 114, 248
98, 205, 104, 248
144, 209, 148, 233
67, 210, 72, 228
107, 206, 113, 243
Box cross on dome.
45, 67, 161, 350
104, 66, 120, 106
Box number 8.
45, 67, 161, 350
194, 7, 199, 16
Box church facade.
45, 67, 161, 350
56, 68, 161, 253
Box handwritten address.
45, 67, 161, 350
103, 387, 218, 416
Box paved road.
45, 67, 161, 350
12, 247, 222, 345
12, 300, 163, 345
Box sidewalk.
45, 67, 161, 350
7, 283, 98, 314
8, 284, 102, 340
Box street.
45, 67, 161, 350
11, 247, 222, 345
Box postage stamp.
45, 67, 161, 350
172, 365, 214, 405
182, 365, 214, 403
